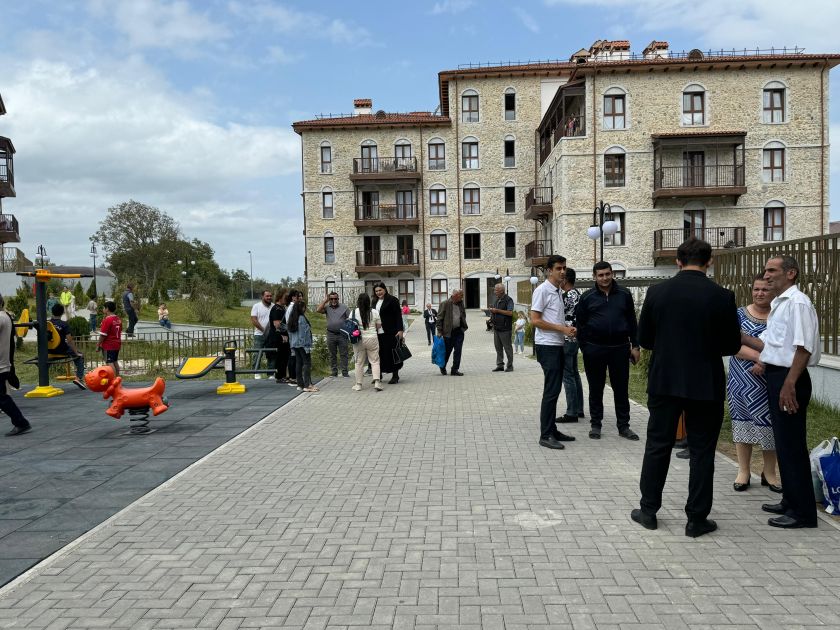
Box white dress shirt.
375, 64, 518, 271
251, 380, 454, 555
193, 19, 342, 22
531, 280, 565, 346
759, 284, 821, 368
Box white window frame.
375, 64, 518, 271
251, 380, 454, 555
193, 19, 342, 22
461, 136, 479, 169
319, 141, 332, 174
461, 89, 479, 123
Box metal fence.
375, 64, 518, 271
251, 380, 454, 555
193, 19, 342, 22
714, 233, 840, 356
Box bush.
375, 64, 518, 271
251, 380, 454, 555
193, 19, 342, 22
86, 279, 98, 300
72, 281, 86, 306
310, 334, 332, 377
68, 316, 90, 338
6, 283, 31, 318
187, 281, 224, 324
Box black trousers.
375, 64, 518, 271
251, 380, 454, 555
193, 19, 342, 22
639, 394, 723, 521
765, 365, 817, 525
0, 372, 28, 429
535, 344, 565, 440
582, 342, 631, 430
126, 309, 138, 334
425, 322, 436, 345
443, 327, 464, 370
275, 341, 290, 380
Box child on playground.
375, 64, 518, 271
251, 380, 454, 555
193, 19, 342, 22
157, 303, 172, 329
98, 300, 122, 376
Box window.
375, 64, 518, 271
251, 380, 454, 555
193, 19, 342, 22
320, 144, 332, 174
604, 150, 625, 187
504, 137, 515, 167
398, 279, 415, 306
395, 142, 412, 160
763, 143, 786, 182
462, 90, 479, 122
325, 280, 336, 294
463, 186, 480, 215
430, 233, 447, 260
682, 85, 705, 125
604, 92, 626, 129
396, 190, 415, 218
462, 139, 479, 169
764, 202, 785, 241
505, 231, 516, 258
504, 90, 516, 120
322, 191, 334, 218
323, 235, 335, 263
429, 187, 447, 216
604, 209, 625, 246
431, 278, 448, 305
360, 141, 377, 172
428, 140, 445, 170
464, 231, 481, 259
763, 82, 786, 123
504, 184, 516, 213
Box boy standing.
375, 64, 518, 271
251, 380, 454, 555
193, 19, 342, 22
98, 301, 122, 376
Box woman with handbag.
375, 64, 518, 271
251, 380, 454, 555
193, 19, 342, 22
269, 290, 291, 384
373, 282, 405, 384
351, 293, 383, 391
288, 300, 318, 393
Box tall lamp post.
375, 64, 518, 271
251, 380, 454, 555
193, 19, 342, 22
247, 250, 254, 300
587, 199, 619, 262
177, 257, 196, 293
89, 240, 98, 297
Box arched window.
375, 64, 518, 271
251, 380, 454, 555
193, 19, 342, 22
321, 186, 334, 219
763, 141, 786, 182
462, 89, 479, 122
603, 87, 626, 129
504, 181, 516, 213
504, 134, 516, 167
504, 227, 516, 258
464, 228, 481, 259
394, 138, 412, 162
323, 231, 335, 264
463, 184, 480, 215
764, 200, 785, 241
763, 81, 787, 123
430, 229, 447, 260
504, 87, 516, 120
604, 146, 626, 187
462, 136, 479, 169
360, 139, 377, 173
431, 276, 448, 305
429, 184, 447, 216
428, 138, 445, 170
682, 84, 706, 125
319, 141, 332, 174
604, 205, 625, 246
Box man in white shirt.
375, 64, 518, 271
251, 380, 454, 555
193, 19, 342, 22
530, 255, 577, 450
250, 290, 275, 378
742, 255, 820, 528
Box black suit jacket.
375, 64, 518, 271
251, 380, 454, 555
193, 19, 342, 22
422, 308, 437, 325
638, 270, 740, 401
376, 294, 404, 335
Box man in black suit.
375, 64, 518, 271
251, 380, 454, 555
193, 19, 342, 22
632, 237, 741, 538
422, 302, 437, 346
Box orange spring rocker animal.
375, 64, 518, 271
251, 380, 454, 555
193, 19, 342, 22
85, 365, 169, 419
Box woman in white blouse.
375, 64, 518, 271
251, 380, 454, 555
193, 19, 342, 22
352, 293, 383, 391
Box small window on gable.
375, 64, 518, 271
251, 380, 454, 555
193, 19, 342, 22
603, 88, 626, 129
462, 89, 479, 122
763, 81, 786, 123
504, 89, 516, 120
682, 84, 706, 126
320, 142, 332, 174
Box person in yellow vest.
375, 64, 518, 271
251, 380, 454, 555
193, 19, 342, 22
59, 287, 73, 321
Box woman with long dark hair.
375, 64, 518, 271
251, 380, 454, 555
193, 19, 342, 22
351, 293, 383, 391
372, 282, 404, 384
269, 289, 290, 383
284, 290, 300, 386
288, 299, 318, 392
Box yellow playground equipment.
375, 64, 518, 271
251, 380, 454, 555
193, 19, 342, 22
175, 339, 276, 395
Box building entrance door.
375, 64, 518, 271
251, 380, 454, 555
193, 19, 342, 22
464, 278, 480, 309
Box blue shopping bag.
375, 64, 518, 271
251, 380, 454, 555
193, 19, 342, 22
432, 335, 446, 368
818, 438, 840, 515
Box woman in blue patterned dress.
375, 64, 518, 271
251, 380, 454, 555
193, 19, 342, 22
727, 274, 781, 492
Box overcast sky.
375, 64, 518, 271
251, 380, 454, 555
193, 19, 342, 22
2, 0, 838, 281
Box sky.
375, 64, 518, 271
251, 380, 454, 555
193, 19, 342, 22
1, 0, 839, 281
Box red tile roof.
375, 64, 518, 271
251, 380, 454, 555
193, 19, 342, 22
651, 130, 746, 139
293, 112, 451, 133
353, 99, 372, 107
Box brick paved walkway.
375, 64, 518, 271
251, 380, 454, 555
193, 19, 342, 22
1, 314, 838, 629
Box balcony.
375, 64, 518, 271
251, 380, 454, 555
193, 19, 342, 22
653, 227, 746, 260
355, 249, 420, 274
525, 239, 552, 268
354, 204, 419, 229
0, 137, 15, 198
524, 187, 553, 221
653, 165, 746, 202
0, 246, 30, 272
0, 214, 20, 243
349, 157, 420, 183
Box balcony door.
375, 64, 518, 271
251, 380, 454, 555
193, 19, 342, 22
363, 235, 381, 266
683, 151, 705, 187
684, 208, 706, 241
395, 190, 414, 219
361, 191, 379, 220
396, 235, 414, 265
361, 144, 378, 173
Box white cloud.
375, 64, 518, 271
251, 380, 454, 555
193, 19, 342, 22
431, 0, 475, 14
88, 0, 229, 51
264, 45, 301, 65
514, 7, 540, 33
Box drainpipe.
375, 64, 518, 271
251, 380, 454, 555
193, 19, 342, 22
300, 135, 308, 283
419, 125, 427, 306
591, 70, 598, 264
820, 60, 827, 235
454, 78, 463, 287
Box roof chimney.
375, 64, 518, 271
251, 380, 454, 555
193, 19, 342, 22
643, 40, 669, 59
353, 98, 372, 116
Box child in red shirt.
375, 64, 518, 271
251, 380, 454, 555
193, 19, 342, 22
98, 300, 123, 376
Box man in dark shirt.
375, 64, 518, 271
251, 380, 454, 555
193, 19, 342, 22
122, 283, 138, 337
575, 261, 640, 441
316, 291, 350, 377
489, 283, 515, 372
50, 304, 87, 390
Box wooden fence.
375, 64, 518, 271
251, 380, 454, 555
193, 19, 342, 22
714, 233, 839, 356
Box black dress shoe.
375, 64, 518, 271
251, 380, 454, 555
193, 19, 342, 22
733, 480, 751, 492
761, 473, 782, 493
538, 436, 565, 450
450, 370, 464, 376
768, 515, 817, 528
388, 375, 400, 384
630, 508, 657, 530
505, 366, 513, 372
675, 448, 690, 459
492, 366, 504, 372
578, 412, 585, 418
619, 428, 639, 441
553, 431, 575, 442
440, 367, 447, 375
5, 425, 32, 437
674, 438, 688, 449
761, 502, 786, 515
588, 427, 601, 439
685, 519, 717, 538
556, 415, 579, 423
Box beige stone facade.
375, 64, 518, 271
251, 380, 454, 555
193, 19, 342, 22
294, 43, 838, 305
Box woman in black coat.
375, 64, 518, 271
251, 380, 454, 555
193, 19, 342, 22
269, 289, 290, 383
372, 282, 404, 384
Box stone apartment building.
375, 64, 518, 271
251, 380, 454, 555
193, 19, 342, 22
293, 41, 838, 308
0, 92, 25, 274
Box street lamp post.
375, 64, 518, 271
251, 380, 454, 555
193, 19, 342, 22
248, 250, 254, 301
503, 268, 511, 295
586, 199, 619, 262
89, 241, 98, 297
176, 257, 196, 294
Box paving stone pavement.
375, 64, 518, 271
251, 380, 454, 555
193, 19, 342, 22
0, 312, 838, 629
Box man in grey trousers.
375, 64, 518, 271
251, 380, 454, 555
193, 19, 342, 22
489, 283, 515, 372
317, 291, 350, 377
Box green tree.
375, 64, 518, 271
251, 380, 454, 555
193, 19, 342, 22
72, 281, 86, 305
86, 279, 98, 300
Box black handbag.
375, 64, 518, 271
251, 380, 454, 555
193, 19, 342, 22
392, 340, 412, 364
